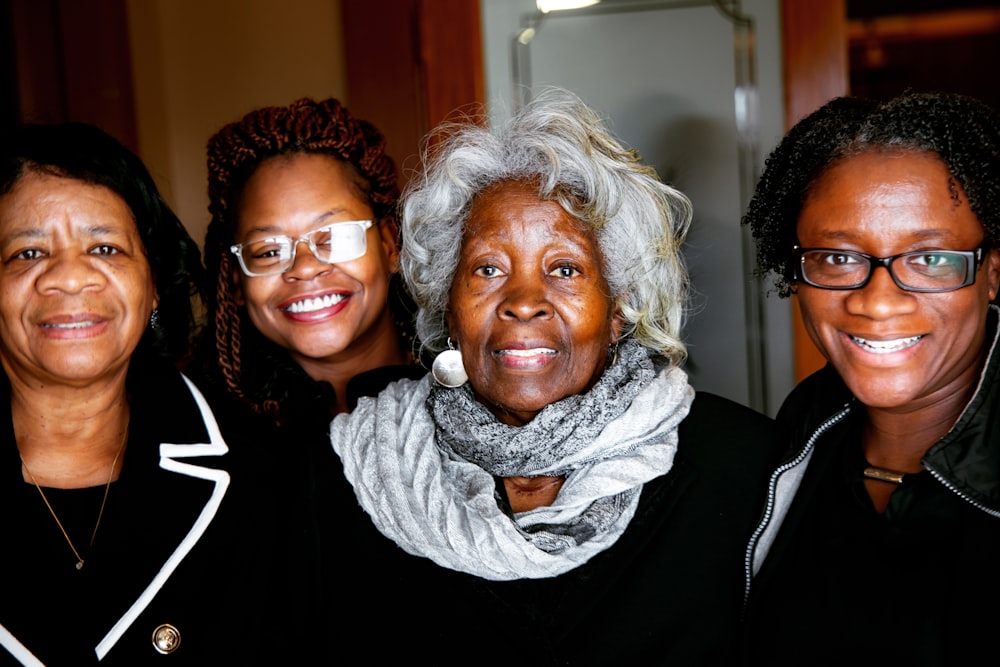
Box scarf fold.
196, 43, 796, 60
331, 343, 693, 580
428, 339, 656, 477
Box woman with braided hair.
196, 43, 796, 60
190, 98, 430, 662
195, 97, 422, 425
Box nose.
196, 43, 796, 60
844, 264, 917, 319
36, 252, 106, 294
498, 271, 553, 322
283, 238, 332, 281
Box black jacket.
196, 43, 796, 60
1, 360, 306, 665
741, 309, 1000, 665
424, 392, 783, 665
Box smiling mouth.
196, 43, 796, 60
850, 335, 923, 354
283, 294, 348, 314
497, 348, 557, 358
42, 321, 98, 329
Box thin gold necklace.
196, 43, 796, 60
19, 422, 129, 571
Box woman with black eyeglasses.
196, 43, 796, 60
740, 91, 1000, 666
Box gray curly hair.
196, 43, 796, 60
400, 87, 692, 364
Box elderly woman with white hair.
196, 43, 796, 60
331, 88, 781, 663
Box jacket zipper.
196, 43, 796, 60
924, 464, 1000, 519
742, 404, 852, 607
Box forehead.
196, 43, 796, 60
236, 153, 373, 234
0, 171, 136, 235
798, 150, 983, 247
465, 180, 593, 240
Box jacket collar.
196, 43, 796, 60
747, 305, 1000, 586
921, 305, 1000, 515
95, 374, 230, 660
0, 369, 231, 664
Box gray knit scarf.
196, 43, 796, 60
428, 339, 655, 477
331, 341, 693, 580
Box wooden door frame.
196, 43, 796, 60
781, 0, 849, 381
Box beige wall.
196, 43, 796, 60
126, 0, 347, 247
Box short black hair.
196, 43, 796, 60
743, 91, 1000, 297
0, 121, 204, 362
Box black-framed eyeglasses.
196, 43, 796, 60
793, 245, 987, 293
230, 220, 374, 277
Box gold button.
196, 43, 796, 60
152, 624, 182, 655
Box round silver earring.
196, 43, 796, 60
432, 338, 468, 388
149, 308, 161, 330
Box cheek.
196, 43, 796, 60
794, 291, 839, 350
358, 255, 391, 290
238, 276, 276, 313
451, 304, 486, 348
575, 298, 615, 343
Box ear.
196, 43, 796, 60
610, 305, 626, 344
987, 247, 1000, 302
378, 218, 401, 274
444, 308, 454, 344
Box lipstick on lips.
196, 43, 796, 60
281, 293, 350, 314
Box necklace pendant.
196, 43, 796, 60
76, 560, 84, 571
863, 465, 907, 485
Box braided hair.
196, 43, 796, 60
199, 97, 412, 423
743, 91, 1000, 297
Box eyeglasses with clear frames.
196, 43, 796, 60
230, 220, 374, 277
793, 245, 987, 293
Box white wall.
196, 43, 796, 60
480, 0, 793, 414
126, 0, 348, 249
121, 0, 794, 413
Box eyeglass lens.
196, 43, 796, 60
234, 221, 371, 276
799, 249, 976, 291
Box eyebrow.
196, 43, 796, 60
2, 224, 127, 241
812, 227, 958, 244
242, 209, 353, 236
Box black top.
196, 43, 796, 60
193, 363, 782, 665
1, 359, 299, 665
744, 410, 981, 665
743, 312, 1000, 667
415, 392, 783, 665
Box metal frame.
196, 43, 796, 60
509, 0, 769, 412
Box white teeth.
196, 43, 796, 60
44, 321, 95, 329
499, 348, 556, 357
851, 335, 922, 353
285, 293, 347, 313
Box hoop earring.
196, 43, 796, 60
149, 308, 161, 330
607, 341, 619, 367
432, 338, 468, 388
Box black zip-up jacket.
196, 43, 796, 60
741, 306, 1000, 665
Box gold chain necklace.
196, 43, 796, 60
19, 423, 129, 571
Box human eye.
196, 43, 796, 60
249, 239, 288, 260
310, 227, 335, 249
905, 251, 965, 276
819, 251, 861, 267
89, 244, 121, 256
549, 263, 581, 279
803, 250, 864, 277
11, 247, 46, 261
473, 264, 504, 278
